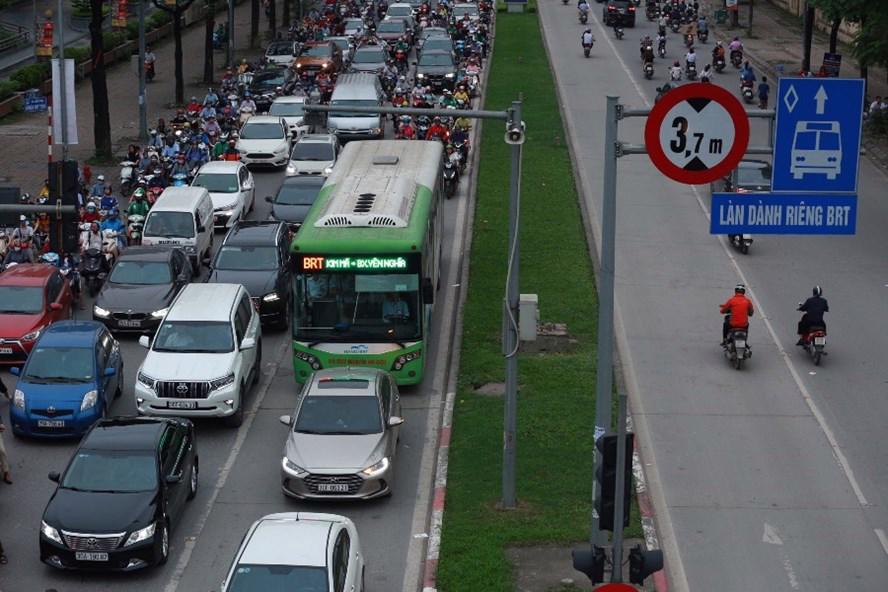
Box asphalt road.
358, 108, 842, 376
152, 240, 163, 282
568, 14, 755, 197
0, 128, 475, 591
539, 3, 888, 591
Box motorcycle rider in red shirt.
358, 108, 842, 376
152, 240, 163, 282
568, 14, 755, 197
719, 283, 754, 345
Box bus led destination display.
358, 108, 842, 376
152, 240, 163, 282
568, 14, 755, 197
298, 255, 415, 272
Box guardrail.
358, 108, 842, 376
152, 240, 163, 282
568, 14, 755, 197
0, 22, 31, 53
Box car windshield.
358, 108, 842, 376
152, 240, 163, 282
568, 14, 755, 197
269, 101, 305, 117
303, 44, 331, 57
421, 29, 446, 40
226, 564, 329, 592
388, 6, 411, 16
62, 450, 158, 493
419, 53, 454, 67
295, 395, 382, 434
275, 181, 323, 206
240, 123, 284, 140
329, 38, 350, 51
109, 260, 172, 285
330, 99, 379, 118
153, 320, 234, 353
294, 272, 422, 341
344, 19, 363, 30
423, 39, 452, 52
252, 71, 287, 88
378, 21, 405, 33
0, 286, 43, 314
144, 211, 195, 239
192, 173, 240, 193
24, 347, 94, 383
737, 164, 771, 187
353, 49, 385, 63
215, 246, 279, 271
453, 5, 478, 16
292, 142, 335, 161
267, 42, 293, 55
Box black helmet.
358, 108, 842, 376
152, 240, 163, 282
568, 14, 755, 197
734, 283, 746, 294
812, 285, 822, 297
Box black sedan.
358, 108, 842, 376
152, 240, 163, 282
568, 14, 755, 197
266, 175, 326, 231
712, 159, 772, 193
249, 66, 295, 112
207, 221, 292, 328
40, 417, 198, 571
415, 50, 457, 90
92, 247, 192, 333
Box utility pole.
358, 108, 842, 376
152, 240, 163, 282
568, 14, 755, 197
227, 0, 235, 67
138, 0, 148, 141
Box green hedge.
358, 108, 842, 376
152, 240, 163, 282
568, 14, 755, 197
0, 80, 19, 101
148, 10, 172, 29
10, 62, 51, 90
64, 46, 91, 62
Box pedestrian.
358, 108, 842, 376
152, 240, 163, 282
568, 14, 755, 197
757, 76, 770, 109
0, 377, 13, 486
869, 96, 883, 114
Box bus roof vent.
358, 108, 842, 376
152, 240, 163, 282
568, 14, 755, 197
372, 155, 400, 165
315, 174, 416, 228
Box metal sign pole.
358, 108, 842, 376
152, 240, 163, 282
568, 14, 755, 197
56, 0, 67, 160
138, 0, 148, 141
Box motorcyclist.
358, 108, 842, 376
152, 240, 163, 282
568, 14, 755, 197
700, 63, 713, 82
641, 43, 655, 64
203, 87, 219, 107
89, 174, 107, 198
60, 252, 82, 308
656, 31, 667, 53
170, 108, 188, 127
712, 41, 725, 63
2, 240, 31, 265
740, 61, 756, 83
440, 89, 458, 109
199, 102, 217, 121
100, 208, 126, 255
720, 284, 754, 345
161, 135, 181, 159
796, 286, 829, 345
578, 0, 590, 17
170, 153, 192, 180
213, 133, 231, 160
426, 116, 450, 142
80, 221, 103, 254
697, 15, 708, 34
127, 188, 151, 218
100, 186, 119, 214
239, 93, 257, 121
11, 216, 36, 262
685, 46, 697, 67
204, 115, 222, 138
640, 35, 653, 60
185, 140, 204, 169
186, 95, 202, 115
657, 12, 667, 36
670, 60, 683, 81
581, 28, 594, 48
453, 85, 470, 105
80, 202, 102, 224
222, 133, 240, 161
728, 36, 743, 53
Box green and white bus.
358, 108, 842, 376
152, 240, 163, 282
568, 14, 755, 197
289, 140, 444, 385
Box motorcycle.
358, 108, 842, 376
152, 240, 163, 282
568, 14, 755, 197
579, 8, 588, 24
643, 60, 654, 79
797, 308, 827, 366
714, 55, 726, 73
698, 29, 708, 43
119, 160, 136, 196
101, 230, 120, 265
81, 247, 107, 297
670, 19, 681, 33
613, 25, 624, 39
740, 79, 755, 104
730, 49, 743, 68
658, 39, 666, 58
723, 323, 751, 370
127, 214, 145, 246
655, 83, 672, 103
645, 4, 658, 20
686, 61, 697, 80
670, 66, 682, 82
171, 172, 190, 187
729, 233, 753, 254
684, 33, 694, 48
582, 40, 594, 58
443, 159, 459, 199
145, 61, 155, 82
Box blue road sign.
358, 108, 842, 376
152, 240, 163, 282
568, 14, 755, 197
772, 78, 864, 194
711, 192, 857, 235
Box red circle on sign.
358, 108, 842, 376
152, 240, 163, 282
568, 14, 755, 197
644, 82, 750, 185
595, 585, 638, 592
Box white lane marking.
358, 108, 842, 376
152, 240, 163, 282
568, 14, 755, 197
762, 522, 784, 545
782, 556, 801, 590
162, 340, 289, 592
875, 528, 888, 556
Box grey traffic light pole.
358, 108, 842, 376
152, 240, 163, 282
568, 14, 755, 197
611, 393, 629, 581
56, 0, 68, 160
227, 0, 235, 68
138, 0, 148, 141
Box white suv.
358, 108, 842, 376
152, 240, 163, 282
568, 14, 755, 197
135, 283, 262, 427
221, 513, 365, 592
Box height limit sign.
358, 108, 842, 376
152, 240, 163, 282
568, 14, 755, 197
645, 83, 750, 185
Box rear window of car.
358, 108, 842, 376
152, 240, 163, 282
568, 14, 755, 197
317, 379, 370, 390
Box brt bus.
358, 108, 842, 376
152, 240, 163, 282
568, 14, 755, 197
289, 140, 444, 385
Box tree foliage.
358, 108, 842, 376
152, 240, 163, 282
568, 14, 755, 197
152, 0, 198, 104
807, 0, 888, 68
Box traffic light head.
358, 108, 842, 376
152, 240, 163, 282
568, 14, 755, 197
571, 545, 606, 584
628, 544, 663, 584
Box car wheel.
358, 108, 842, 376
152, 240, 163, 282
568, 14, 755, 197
252, 342, 262, 386
276, 304, 291, 331
157, 520, 170, 565
224, 388, 245, 428
187, 459, 198, 500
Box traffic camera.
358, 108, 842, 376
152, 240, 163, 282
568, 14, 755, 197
504, 120, 525, 145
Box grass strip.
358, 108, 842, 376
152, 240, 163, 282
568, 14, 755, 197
436, 9, 641, 591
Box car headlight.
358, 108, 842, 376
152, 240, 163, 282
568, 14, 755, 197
321, 62, 328, 69
183, 245, 196, 254
123, 522, 156, 547
93, 305, 111, 318
137, 371, 156, 390
392, 349, 422, 371
80, 390, 98, 412
151, 307, 169, 319
286, 164, 297, 173
445, 72, 455, 78
13, 389, 24, 409
217, 202, 238, 212
372, 128, 382, 135
296, 63, 303, 69
21, 327, 43, 341
417, 73, 425, 78
41, 521, 63, 545
360, 457, 390, 478
294, 350, 322, 370
262, 291, 280, 302
210, 373, 236, 391
281, 456, 307, 476
323, 166, 333, 175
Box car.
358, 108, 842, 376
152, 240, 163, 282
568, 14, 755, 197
220, 513, 365, 592
269, 95, 311, 139
712, 159, 772, 194
265, 39, 300, 67
376, 17, 413, 46
279, 369, 403, 500
452, 2, 480, 22
265, 175, 326, 230
415, 49, 457, 90
326, 35, 355, 67
40, 417, 198, 571
419, 36, 455, 59
92, 247, 192, 333
603, 0, 636, 27
295, 41, 343, 76
385, 2, 414, 19
349, 45, 390, 75
342, 17, 365, 38
9, 321, 122, 438
237, 115, 292, 168
192, 160, 256, 229
248, 66, 296, 112
135, 283, 262, 427
286, 133, 339, 177
0, 264, 73, 365
417, 26, 448, 51
207, 221, 292, 328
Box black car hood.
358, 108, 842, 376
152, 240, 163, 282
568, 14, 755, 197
417, 65, 455, 76
270, 203, 312, 225
44, 488, 158, 534
208, 269, 277, 298
350, 62, 385, 72
96, 282, 178, 313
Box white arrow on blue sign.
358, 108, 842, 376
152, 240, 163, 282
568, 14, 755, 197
771, 78, 865, 193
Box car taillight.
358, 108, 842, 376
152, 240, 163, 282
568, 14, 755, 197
737, 188, 749, 193
628, 5, 635, 11
608, 5, 615, 10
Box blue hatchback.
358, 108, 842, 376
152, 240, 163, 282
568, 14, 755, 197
9, 321, 123, 439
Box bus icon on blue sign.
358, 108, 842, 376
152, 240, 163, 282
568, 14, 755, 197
790, 121, 841, 180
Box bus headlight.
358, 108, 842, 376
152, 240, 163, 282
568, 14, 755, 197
295, 350, 322, 370
392, 349, 421, 371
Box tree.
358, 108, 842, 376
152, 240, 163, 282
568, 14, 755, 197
282, 0, 289, 32
153, 0, 198, 105
204, 0, 216, 84
268, 0, 276, 35
251, 0, 259, 47
89, 0, 112, 159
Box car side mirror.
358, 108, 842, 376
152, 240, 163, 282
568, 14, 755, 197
9, 366, 19, 376
422, 277, 434, 305
240, 336, 256, 350
49, 302, 62, 311
265, 195, 274, 203
48, 471, 60, 483
388, 416, 405, 427
165, 474, 182, 485
139, 335, 151, 348
279, 414, 292, 426
104, 367, 117, 377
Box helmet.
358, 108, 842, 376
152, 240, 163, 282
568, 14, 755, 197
433, 116, 441, 122
133, 188, 146, 198
97, 174, 106, 181
812, 285, 822, 297
19, 192, 30, 203
40, 252, 59, 265
109, 208, 119, 217
191, 96, 197, 101
19, 214, 27, 222
86, 203, 96, 211
734, 283, 746, 294
716, 41, 722, 47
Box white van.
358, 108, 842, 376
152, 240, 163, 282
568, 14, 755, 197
327, 73, 385, 141
142, 186, 214, 273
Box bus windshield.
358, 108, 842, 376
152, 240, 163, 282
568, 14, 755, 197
294, 272, 421, 341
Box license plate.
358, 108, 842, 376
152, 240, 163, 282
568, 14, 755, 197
0, 347, 12, 354
75, 552, 109, 562
118, 319, 141, 328
318, 483, 350, 493
38, 419, 65, 428
167, 400, 197, 409
814, 336, 826, 346
735, 340, 747, 349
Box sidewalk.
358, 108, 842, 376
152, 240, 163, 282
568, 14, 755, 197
0, 0, 275, 195
0, 0, 93, 75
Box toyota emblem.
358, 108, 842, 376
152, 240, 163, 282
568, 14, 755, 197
86, 538, 98, 548
46, 405, 56, 415
176, 384, 189, 395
